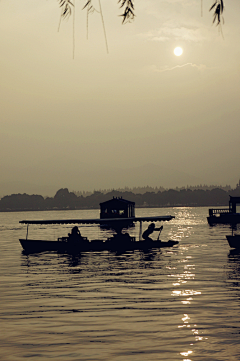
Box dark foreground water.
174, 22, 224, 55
0, 207, 240, 361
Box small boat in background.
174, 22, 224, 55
208, 196, 240, 225
226, 234, 240, 249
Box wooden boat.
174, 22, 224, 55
19, 214, 178, 254
208, 196, 240, 225
19, 237, 178, 254
226, 235, 240, 249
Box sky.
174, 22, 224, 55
0, 0, 240, 196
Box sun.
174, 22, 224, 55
174, 47, 183, 56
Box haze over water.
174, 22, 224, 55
1, 207, 240, 360
1, 1, 240, 196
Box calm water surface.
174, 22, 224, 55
0, 207, 240, 360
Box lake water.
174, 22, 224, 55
0, 207, 240, 361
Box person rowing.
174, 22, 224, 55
142, 223, 163, 242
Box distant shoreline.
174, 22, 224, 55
0, 186, 239, 213
0, 204, 226, 213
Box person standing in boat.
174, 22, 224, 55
142, 223, 163, 241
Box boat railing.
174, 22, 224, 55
58, 236, 88, 242
208, 208, 230, 216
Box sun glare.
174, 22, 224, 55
174, 47, 183, 56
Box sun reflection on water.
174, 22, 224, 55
168, 228, 207, 360
178, 311, 208, 360
180, 349, 193, 361
180, 350, 192, 356
172, 290, 201, 296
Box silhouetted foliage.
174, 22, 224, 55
0, 194, 45, 211
58, 0, 224, 27
54, 188, 77, 209
209, 0, 224, 27
118, 0, 135, 24
74, 184, 232, 197
59, 0, 73, 19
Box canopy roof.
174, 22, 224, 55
229, 196, 240, 203
100, 197, 135, 206
19, 215, 174, 225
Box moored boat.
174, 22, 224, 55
208, 196, 240, 225
226, 235, 240, 249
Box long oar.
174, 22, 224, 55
157, 225, 163, 241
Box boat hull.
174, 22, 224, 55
226, 235, 240, 249
19, 238, 178, 254
207, 214, 240, 226
207, 214, 240, 225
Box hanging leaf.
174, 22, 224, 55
220, 0, 224, 13
209, 0, 224, 27
58, 0, 74, 19
82, 0, 91, 10
118, 0, 135, 24
209, 1, 217, 11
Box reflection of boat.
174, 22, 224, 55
208, 196, 240, 225
226, 235, 240, 249
19, 214, 177, 254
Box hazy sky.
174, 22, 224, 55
0, 0, 240, 195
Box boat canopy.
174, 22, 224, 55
229, 196, 240, 213
100, 197, 135, 219
19, 215, 174, 225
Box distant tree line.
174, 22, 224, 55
74, 184, 232, 196
0, 185, 240, 212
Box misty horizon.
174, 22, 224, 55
0, 172, 238, 199
0, 161, 238, 198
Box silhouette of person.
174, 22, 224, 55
68, 226, 82, 243
111, 231, 132, 243
142, 223, 163, 241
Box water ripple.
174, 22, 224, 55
0, 208, 240, 360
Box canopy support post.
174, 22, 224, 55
26, 225, 29, 240
139, 221, 142, 241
